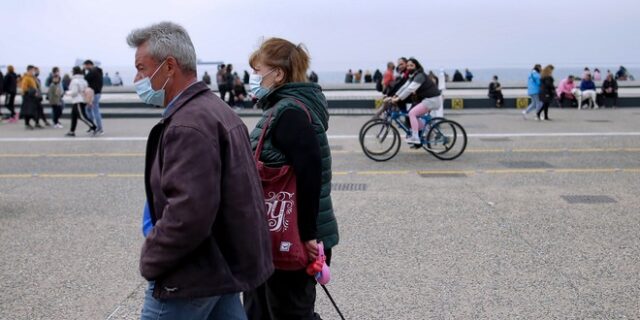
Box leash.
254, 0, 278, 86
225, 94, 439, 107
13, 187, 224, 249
321, 284, 346, 320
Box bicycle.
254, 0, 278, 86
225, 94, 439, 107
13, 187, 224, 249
359, 104, 467, 161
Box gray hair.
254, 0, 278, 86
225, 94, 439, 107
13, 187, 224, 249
126, 21, 197, 73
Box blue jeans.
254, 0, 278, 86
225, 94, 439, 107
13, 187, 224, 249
86, 93, 103, 131
524, 94, 541, 114
141, 281, 247, 320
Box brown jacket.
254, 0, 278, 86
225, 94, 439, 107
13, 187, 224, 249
142, 81, 273, 299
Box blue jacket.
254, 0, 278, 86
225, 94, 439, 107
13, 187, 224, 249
528, 70, 541, 95
142, 201, 153, 237
580, 80, 596, 91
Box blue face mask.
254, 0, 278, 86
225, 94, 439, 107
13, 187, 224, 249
134, 60, 170, 106
249, 69, 275, 100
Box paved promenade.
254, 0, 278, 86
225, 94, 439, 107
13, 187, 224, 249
1, 109, 640, 319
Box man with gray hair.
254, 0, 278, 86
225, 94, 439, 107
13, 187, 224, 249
128, 21, 273, 319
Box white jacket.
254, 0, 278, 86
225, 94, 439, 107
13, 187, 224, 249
66, 75, 89, 104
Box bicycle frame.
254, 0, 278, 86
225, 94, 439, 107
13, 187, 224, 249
382, 108, 432, 136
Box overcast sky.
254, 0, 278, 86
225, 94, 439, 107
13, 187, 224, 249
2, 0, 639, 72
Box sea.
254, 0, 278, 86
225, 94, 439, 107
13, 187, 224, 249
5, 65, 638, 86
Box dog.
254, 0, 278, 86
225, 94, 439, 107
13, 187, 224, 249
572, 88, 599, 109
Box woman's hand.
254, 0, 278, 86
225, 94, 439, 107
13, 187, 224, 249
305, 239, 319, 261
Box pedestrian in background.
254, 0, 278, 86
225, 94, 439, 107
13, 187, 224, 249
202, 71, 212, 85
65, 66, 96, 136
47, 75, 64, 128
21, 65, 42, 129
103, 73, 113, 86
465, 68, 473, 81
488, 75, 504, 108
225, 64, 235, 106
83, 60, 104, 135
523, 64, 542, 119
382, 62, 395, 93
602, 73, 618, 108
345, 69, 353, 83
216, 64, 228, 102
537, 64, 555, 121
3, 65, 18, 122
112, 72, 123, 86
34, 67, 51, 127
364, 70, 372, 83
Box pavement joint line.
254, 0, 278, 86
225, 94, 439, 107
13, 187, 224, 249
356, 170, 410, 175
483, 168, 550, 174
1, 147, 640, 158
2, 131, 640, 142
416, 170, 476, 175
2, 168, 640, 179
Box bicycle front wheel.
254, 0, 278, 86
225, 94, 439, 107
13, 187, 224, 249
360, 120, 401, 161
424, 119, 467, 160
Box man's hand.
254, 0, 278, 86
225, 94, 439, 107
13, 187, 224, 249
391, 97, 400, 104
305, 239, 319, 261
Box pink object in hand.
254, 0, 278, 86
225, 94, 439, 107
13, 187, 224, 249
315, 242, 331, 285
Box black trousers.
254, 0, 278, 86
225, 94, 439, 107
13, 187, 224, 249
24, 115, 37, 126
218, 85, 228, 104
244, 250, 332, 320
51, 105, 63, 124
4, 92, 16, 117
537, 101, 550, 119
70, 103, 96, 133
36, 101, 49, 124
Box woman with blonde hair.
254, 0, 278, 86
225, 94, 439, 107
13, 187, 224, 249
537, 64, 556, 121
243, 37, 339, 320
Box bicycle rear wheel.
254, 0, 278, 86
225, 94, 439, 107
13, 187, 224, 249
424, 119, 467, 160
360, 120, 401, 161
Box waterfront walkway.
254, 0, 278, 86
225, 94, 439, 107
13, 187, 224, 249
1, 109, 640, 319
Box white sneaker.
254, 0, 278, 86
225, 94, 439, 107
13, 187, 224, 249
405, 136, 421, 144
522, 110, 527, 119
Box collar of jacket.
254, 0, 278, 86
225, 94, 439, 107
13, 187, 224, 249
162, 81, 210, 120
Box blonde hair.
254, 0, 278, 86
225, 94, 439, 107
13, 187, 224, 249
249, 38, 310, 85
541, 64, 555, 78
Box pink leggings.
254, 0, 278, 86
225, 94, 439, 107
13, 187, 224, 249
408, 103, 430, 135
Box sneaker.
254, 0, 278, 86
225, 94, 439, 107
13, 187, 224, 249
95, 130, 104, 136
536, 116, 541, 121
65, 132, 75, 137
522, 110, 527, 119
35, 124, 44, 129
405, 136, 421, 144
544, 118, 552, 121
25, 124, 34, 130
8, 117, 18, 124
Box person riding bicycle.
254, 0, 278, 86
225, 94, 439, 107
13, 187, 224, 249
389, 58, 442, 144
374, 57, 410, 119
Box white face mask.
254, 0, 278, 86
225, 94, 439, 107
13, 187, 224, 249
249, 69, 276, 99
134, 60, 169, 107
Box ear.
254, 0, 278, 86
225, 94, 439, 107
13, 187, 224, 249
165, 56, 177, 77
274, 68, 286, 85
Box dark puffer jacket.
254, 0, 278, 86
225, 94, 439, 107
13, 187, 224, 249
249, 82, 339, 250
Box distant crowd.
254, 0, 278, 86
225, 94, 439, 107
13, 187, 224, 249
200, 64, 319, 109
0, 61, 112, 136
